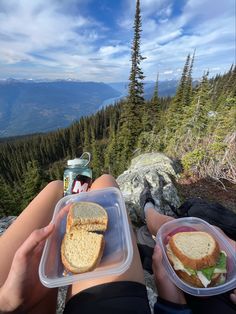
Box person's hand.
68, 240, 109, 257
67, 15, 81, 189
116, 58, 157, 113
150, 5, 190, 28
152, 244, 187, 304
230, 289, 236, 304
0, 224, 54, 313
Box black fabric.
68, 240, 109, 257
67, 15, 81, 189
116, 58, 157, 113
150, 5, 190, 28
154, 297, 192, 314
185, 290, 236, 314
63, 281, 151, 314
175, 198, 236, 240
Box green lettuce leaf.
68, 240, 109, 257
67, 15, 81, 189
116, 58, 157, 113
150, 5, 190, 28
201, 266, 215, 280
201, 252, 227, 280
216, 252, 227, 270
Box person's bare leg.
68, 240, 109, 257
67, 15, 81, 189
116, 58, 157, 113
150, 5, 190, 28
89, 173, 119, 190
0, 180, 64, 314
67, 174, 145, 300
145, 207, 174, 236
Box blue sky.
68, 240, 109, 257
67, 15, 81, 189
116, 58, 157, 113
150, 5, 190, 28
0, 0, 235, 82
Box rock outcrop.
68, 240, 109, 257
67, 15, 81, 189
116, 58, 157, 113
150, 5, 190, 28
117, 152, 180, 225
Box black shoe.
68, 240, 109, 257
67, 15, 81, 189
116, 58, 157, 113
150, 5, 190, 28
139, 179, 155, 222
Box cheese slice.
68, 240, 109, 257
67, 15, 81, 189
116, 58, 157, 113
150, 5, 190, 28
196, 271, 211, 287
166, 244, 193, 276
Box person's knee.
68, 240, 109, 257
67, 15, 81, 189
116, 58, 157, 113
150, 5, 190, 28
99, 174, 115, 181
91, 174, 119, 190
46, 180, 63, 192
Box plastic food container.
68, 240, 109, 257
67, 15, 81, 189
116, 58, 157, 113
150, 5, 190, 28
39, 187, 133, 288
156, 217, 236, 296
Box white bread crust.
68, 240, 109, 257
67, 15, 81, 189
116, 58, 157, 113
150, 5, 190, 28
169, 231, 220, 270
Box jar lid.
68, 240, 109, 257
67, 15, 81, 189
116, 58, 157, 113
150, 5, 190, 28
67, 158, 86, 166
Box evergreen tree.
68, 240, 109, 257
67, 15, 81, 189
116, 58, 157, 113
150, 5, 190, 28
151, 73, 160, 126
118, 0, 145, 165
183, 50, 195, 106
152, 73, 159, 105
83, 119, 91, 152
91, 130, 102, 179
189, 71, 211, 139
0, 176, 18, 217
21, 160, 45, 210
104, 126, 118, 175
173, 54, 191, 110
127, 0, 145, 109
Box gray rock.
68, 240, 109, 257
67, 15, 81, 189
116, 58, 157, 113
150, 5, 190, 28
57, 287, 67, 313
0, 216, 16, 236
117, 152, 180, 225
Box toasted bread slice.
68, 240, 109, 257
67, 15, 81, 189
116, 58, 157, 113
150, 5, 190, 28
169, 231, 220, 270
61, 228, 105, 274
66, 202, 108, 233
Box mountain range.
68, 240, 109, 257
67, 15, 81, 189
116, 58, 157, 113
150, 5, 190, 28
0, 79, 178, 137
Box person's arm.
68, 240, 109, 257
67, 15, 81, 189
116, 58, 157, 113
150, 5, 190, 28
0, 224, 54, 313
152, 245, 192, 314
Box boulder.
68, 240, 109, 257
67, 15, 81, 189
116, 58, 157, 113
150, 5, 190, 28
117, 152, 180, 225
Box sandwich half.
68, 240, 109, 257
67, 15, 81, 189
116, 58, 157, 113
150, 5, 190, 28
61, 228, 105, 273
66, 202, 108, 233
166, 231, 227, 287
61, 201, 108, 274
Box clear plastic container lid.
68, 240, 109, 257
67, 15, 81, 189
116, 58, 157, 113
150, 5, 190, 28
39, 187, 133, 288
156, 217, 236, 296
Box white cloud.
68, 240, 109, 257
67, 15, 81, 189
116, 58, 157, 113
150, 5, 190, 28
0, 0, 234, 82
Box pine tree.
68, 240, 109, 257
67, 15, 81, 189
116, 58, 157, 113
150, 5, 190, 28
183, 50, 195, 106
118, 0, 145, 165
91, 130, 102, 179
21, 160, 45, 210
104, 126, 118, 175
83, 119, 91, 152
173, 54, 191, 111
0, 176, 18, 216
151, 73, 160, 126
190, 71, 211, 139
152, 73, 159, 106
127, 0, 145, 110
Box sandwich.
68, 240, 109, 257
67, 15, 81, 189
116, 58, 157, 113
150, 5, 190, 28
166, 231, 227, 288
66, 202, 108, 233
61, 201, 108, 274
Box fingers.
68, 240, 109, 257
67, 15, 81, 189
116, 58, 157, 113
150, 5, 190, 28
230, 289, 236, 304
152, 244, 165, 280
17, 224, 55, 257
152, 244, 162, 264
55, 204, 70, 227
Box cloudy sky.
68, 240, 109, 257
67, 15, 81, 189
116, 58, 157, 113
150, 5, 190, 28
0, 0, 235, 82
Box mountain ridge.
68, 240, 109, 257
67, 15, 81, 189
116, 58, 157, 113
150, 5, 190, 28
0, 80, 121, 137
0, 79, 179, 138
